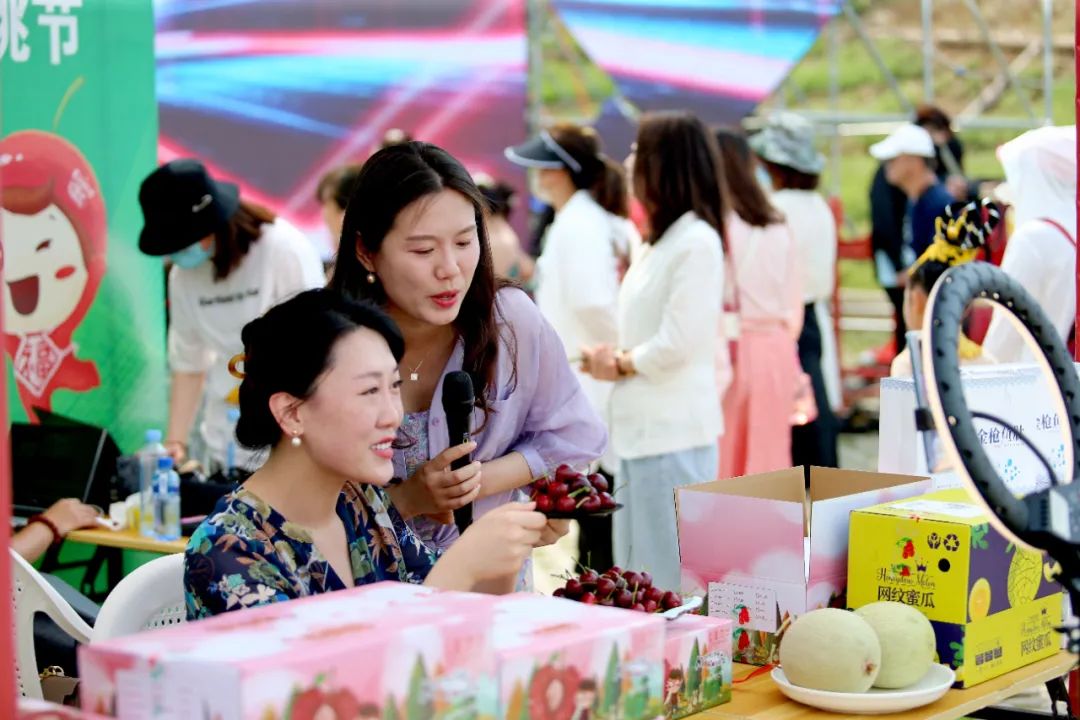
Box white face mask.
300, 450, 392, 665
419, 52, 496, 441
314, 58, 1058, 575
528, 170, 551, 205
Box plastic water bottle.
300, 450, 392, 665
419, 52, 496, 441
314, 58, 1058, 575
137, 429, 166, 538
225, 407, 241, 474
153, 456, 181, 541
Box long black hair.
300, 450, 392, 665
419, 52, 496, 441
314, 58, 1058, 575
328, 141, 514, 415
235, 289, 404, 450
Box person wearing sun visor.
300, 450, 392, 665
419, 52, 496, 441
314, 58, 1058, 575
138, 159, 323, 472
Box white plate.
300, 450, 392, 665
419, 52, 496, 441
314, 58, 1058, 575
771, 664, 955, 715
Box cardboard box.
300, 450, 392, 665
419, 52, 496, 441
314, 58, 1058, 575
879, 363, 1077, 494
490, 594, 666, 720
677, 467, 929, 664
18, 699, 111, 720
662, 614, 732, 719
848, 489, 1063, 687
79, 582, 498, 719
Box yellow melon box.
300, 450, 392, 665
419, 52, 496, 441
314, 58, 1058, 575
847, 489, 1062, 687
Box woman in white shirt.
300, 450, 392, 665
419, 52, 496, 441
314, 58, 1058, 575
714, 129, 803, 478
582, 111, 726, 589
983, 125, 1076, 362
505, 123, 637, 568
504, 125, 635, 443
137, 160, 325, 472
750, 113, 840, 471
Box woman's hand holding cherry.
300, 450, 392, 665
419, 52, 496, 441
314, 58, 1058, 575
451, 502, 547, 582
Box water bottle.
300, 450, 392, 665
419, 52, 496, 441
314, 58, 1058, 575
225, 407, 241, 474
153, 456, 181, 541
137, 429, 166, 538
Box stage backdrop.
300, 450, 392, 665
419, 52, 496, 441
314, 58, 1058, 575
1, 0, 166, 452
154, 0, 529, 259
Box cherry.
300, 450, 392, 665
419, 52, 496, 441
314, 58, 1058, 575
599, 596, 615, 607
553, 588, 565, 598
623, 571, 641, 588
596, 577, 616, 596
639, 571, 653, 588
580, 496, 602, 513
587, 473, 609, 493
549, 483, 570, 499
579, 569, 599, 584
631, 603, 646, 612
556, 496, 578, 514
555, 465, 580, 483
609, 566, 623, 577
643, 599, 659, 613
614, 590, 633, 609
645, 586, 664, 604
533, 477, 551, 493
565, 579, 584, 599
570, 477, 591, 493
536, 495, 554, 513
581, 592, 598, 605
661, 591, 682, 610
598, 492, 617, 510
614, 577, 628, 591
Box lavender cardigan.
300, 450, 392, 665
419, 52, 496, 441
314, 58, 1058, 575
394, 288, 607, 549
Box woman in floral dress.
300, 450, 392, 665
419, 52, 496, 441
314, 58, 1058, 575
184, 289, 567, 619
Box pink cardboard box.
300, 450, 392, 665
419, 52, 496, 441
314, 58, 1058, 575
677, 467, 929, 665
79, 582, 498, 720
18, 699, 111, 720
490, 594, 666, 720
662, 614, 732, 719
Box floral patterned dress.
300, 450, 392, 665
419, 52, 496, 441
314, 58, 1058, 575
184, 482, 439, 620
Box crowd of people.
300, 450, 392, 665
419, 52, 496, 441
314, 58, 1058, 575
91, 108, 1074, 622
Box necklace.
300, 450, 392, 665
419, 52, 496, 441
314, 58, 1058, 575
405, 355, 427, 382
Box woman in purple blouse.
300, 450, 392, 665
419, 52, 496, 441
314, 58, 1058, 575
328, 142, 606, 569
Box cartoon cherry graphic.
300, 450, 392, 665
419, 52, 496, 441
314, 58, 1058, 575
736, 629, 751, 652
736, 604, 751, 625
0, 129, 106, 420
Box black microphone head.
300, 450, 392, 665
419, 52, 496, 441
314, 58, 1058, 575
442, 371, 475, 407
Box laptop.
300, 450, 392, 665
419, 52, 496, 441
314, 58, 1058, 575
10, 413, 121, 517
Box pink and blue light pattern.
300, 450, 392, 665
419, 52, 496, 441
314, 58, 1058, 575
551, 0, 840, 124
154, 0, 528, 254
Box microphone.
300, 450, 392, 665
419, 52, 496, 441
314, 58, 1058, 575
441, 371, 475, 533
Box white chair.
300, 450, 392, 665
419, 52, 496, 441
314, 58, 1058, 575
93, 553, 187, 640
10, 550, 93, 699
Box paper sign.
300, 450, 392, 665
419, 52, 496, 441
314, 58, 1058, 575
708, 582, 777, 633
115, 669, 153, 719
887, 499, 984, 519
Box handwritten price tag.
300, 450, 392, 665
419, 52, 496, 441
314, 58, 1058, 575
708, 581, 777, 633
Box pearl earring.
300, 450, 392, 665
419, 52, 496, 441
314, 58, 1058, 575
366, 272, 377, 284
291, 434, 302, 448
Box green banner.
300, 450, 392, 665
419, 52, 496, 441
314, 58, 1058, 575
1, 0, 165, 453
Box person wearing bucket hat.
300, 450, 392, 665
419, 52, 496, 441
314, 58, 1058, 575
138, 159, 324, 472
750, 112, 839, 472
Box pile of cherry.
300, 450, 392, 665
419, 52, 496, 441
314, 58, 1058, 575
530, 464, 618, 516
553, 566, 683, 614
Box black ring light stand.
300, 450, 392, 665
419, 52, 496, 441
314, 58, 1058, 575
913, 261, 1080, 718
921, 261, 1080, 635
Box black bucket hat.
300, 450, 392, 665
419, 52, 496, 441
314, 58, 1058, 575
504, 130, 583, 174
138, 159, 240, 256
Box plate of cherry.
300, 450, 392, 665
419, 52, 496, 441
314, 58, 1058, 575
552, 565, 703, 619
530, 464, 622, 519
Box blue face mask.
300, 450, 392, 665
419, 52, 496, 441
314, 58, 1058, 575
170, 242, 213, 269
755, 164, 774, 192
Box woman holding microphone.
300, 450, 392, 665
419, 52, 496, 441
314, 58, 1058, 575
327, 141, 605, 585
